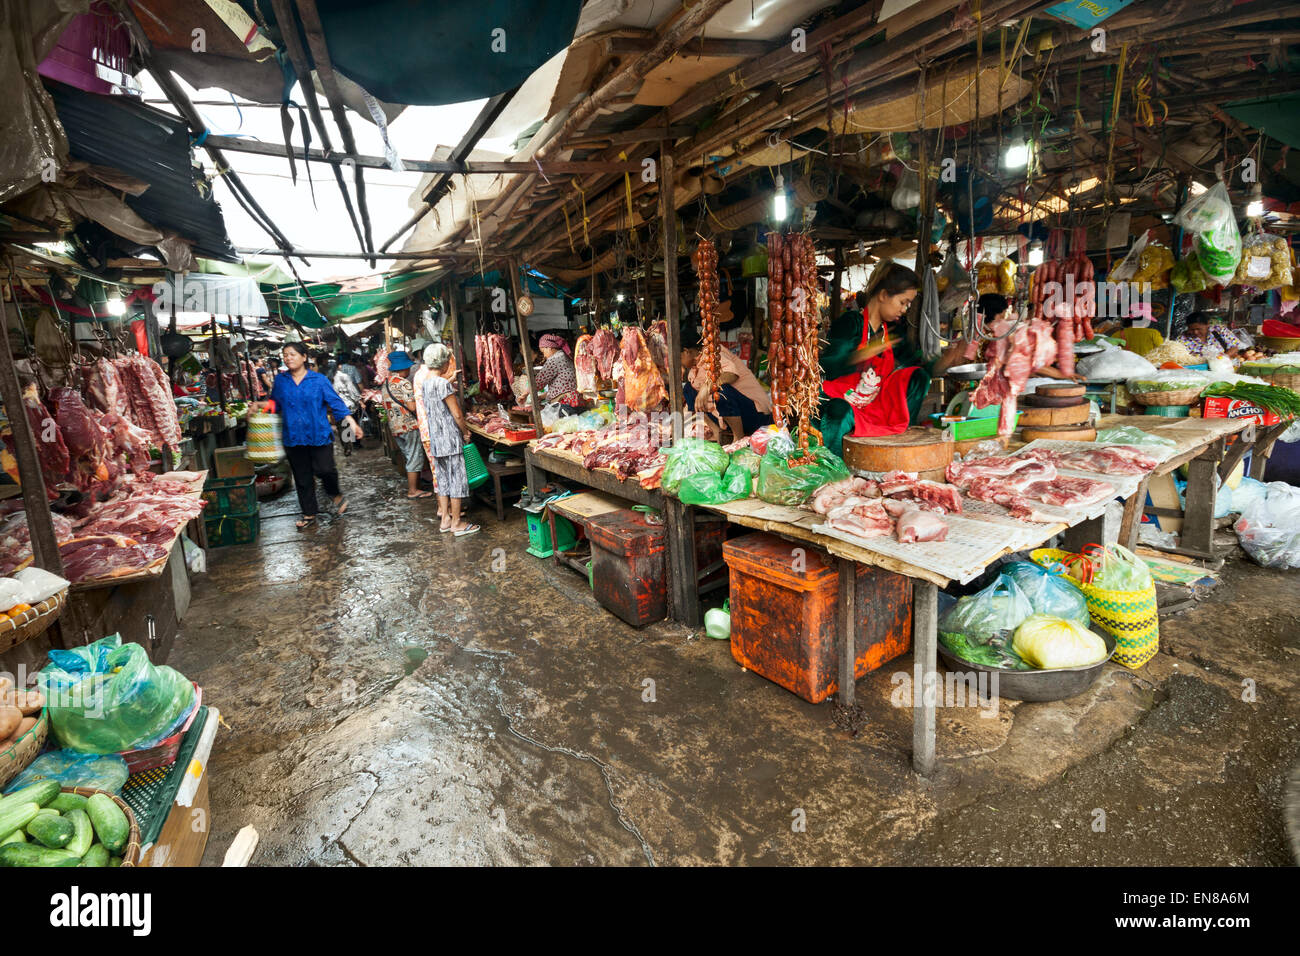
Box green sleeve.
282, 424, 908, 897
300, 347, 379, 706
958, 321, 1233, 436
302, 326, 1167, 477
820, 309, 865, 382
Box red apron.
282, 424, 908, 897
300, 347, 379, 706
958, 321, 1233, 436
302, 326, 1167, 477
821, 314, 916, 438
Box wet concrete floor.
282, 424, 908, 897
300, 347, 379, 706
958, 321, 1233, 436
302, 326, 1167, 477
169, 447, 1300, 865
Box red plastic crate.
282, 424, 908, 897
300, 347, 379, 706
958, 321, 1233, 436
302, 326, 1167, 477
505, 427, 537, 441
116, 685, 202, 774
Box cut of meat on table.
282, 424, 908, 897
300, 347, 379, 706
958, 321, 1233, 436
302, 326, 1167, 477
896, 509, 949, 543
59, 540, 168, 583
990, 460, 1058, 493
877, 471, 964, 514
825, 498, 894, 539
810, 476, 880, 514
1017, 445, 1158, 476
965, 473, 1115, 510
0, 511, 75, 575
945, 455, 1037, 487
80, 493, 206, 538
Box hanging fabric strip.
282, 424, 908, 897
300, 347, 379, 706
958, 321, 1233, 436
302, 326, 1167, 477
562, 201, 575, 253
359, 87, 404, 172
572, 178, 590, 246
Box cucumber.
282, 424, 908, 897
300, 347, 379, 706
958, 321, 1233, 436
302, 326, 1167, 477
86, 793, 128, 853
49, 793, 89, 814
108, 855, 122, 867
0, 843, 81, 867
65, 809, 93, 857
0, 829, 25, 845
0, 802, 40, 841
33, 807, 60, 819
26, 813, 75, 849
0, 780, 60, 810
80, 843, 110, 868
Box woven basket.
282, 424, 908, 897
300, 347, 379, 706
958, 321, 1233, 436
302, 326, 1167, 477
62, 787, 142, 867
1032, 548, 1160, 669
0, 708, 47, 790
0, 588, 67, 655
1270, 371, 1300, 392
1129, 387, 1203, 407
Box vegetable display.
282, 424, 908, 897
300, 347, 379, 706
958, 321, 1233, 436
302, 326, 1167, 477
1201, 381, 1300, 419
0, 785, 128, 867
692, 238, 722, 401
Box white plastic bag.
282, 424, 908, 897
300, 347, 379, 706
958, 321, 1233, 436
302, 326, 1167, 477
1109, 230, 1151, 282
0, 578, 26, 610
1076, 348, 1158, 381
12, 566, 69, 605
1173, 181, 1242, 285
1234, 483, 1300, 569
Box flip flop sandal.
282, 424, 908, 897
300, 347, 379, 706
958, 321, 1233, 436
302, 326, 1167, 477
334, 498, 349, 515
439, 523, 453, 533
296, 516, 317, 529
453, 524, 480, 537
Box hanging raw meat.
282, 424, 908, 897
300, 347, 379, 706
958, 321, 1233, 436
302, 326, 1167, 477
81, 358, 125, 413
574, 334, 597, 393
971, 314, 1058, 436
3, 383, 70, 496
115, 354, 181, 449
475, 333, 514, 399
616, 327, 668, 412
588, 328, 620, 380
50, 387, 110, 492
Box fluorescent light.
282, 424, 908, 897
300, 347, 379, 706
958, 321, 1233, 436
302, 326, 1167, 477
1027, 241, 1044, 267
616, 293, 625, 303
1003, 128, 1030, 170
106, 297, 126, 316
1246, 183, 1265, 218
773, 174, 787, 222
1189, 181, 1208, 196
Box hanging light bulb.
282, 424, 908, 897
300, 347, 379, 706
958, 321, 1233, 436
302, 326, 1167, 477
106, 296, 126, 316
1027, 240, 1045, 267
773, 173, 788, 222
1003, 127, 1030, 170
616, 293, 625, 303
1246, 182, 1265, 219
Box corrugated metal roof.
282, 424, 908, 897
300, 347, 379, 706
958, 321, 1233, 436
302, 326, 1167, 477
46, 80, 239, 262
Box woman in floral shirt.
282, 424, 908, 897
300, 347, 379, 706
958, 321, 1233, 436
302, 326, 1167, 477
533, 333, 581, 406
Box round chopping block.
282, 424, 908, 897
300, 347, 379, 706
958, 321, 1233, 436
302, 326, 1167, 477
842, 427, 954, 477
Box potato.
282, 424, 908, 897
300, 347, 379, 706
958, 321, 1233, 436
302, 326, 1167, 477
0, 705, 20, 740
13, 716, 35, 739
14, 690, 43, 716
0, 676, 12, 697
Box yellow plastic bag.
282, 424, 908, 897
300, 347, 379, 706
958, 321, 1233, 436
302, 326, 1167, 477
1012, 615, 1109, 669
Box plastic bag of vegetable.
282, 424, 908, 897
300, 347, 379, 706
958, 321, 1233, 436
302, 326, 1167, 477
755, 445, 851, 506
660, 437, 730, 496
730, 446, 761, 477
1233, 233, 1292, 290
3, 749, 130, 795
940, 575, 1034, 646
1012, 615, 1109, 669
1234, 482, 1300, 570
999, 561, 1090, 628
37, 635, 196, 754
1086, 544, 1153, 592
677, 464, 751, 506
1173, 181, 1241, 284
1095, 426, 1177, 451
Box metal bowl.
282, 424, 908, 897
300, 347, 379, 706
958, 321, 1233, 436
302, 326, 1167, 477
936, 632, 1116, 702
945, 362, 988, 381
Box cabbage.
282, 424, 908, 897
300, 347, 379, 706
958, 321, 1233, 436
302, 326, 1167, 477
1012, 615, 1109, 669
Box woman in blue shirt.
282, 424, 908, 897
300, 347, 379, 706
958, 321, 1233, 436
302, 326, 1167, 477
268, 342, 360, 528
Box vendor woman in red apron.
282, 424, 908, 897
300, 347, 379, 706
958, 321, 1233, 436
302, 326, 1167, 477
817, 261, 929, 456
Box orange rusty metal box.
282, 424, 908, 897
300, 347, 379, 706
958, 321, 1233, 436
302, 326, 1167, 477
723, 532, 913, 703
588, 510, 667, 627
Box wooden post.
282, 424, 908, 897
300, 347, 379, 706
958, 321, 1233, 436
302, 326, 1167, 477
837, 557, 856, 707
447, 280, 464, 405
1181, 437, 1223, 557
1119, 476, 1150, 551
509, 258, 544, 428
661, 147, 685, 442
912, 580, 938, 776
0, 295, 64, 575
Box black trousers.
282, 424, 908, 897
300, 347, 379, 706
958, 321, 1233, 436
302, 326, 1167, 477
286, 443, 341, 517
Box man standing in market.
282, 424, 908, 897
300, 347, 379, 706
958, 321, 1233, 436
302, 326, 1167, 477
381, 350, 431, 499
680, 326, 772, 441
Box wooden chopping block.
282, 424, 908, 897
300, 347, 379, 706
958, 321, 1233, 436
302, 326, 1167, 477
843, 427, 954, 476
1020, 423, 1097, 442
1021, 392, 1087, 408
1036, 383, 1087, 399
1017, 403, 1092, 428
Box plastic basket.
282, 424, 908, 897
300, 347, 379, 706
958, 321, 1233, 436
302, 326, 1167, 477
1143, 404, 1190, 417
463, 443, 490, 490
526, 512, 576, 558
204, 507, 260, 547
201, 475, 257, 514
1031, 548, 1159, 669
120, 705, 208, 845
116, 685, 202, 774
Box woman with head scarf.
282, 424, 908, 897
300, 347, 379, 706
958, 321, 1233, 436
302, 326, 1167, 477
533, 333, 580, 406
421, 343, 478, 536
268, 341, 359, 528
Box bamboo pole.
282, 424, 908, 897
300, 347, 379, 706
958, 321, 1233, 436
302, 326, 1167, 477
661, 150, 684, 442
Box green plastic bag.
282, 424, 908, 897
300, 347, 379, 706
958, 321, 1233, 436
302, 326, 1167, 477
661, 438, 730, 496
938, 575, 1035, 670
730, 447, 761, 476
755, 445, 851, 506
678, 465, 751, 506
1000, 561, 1090, 628
37, 635, 196, 754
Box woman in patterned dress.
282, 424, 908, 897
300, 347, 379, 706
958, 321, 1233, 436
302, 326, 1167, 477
532, 333, 581, 407
421, 344, 478, 536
